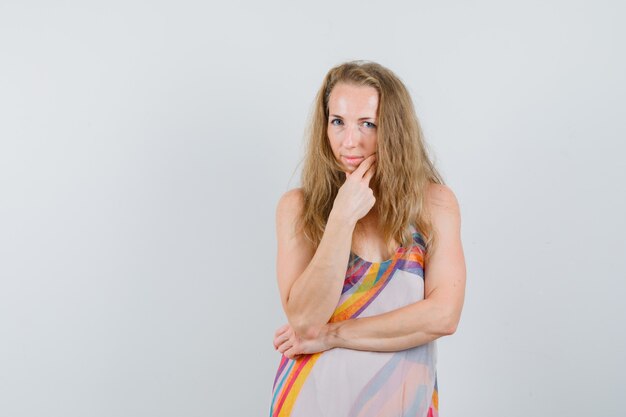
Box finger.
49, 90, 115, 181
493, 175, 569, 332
273, 336, 284, 350
277, 323, 290, 334
273, 332, 288, 348
285, 345, 299, 359
276, 333, 290, 346
276, 329, 289, 340
350, 154, 376, 180
278, 335, 293, 349
274, 323, 290, 336
278, 341, 293, 354
273, 333, 286, 348
362, 161, 376, 185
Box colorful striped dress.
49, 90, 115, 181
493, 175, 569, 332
270, 224, 439, 417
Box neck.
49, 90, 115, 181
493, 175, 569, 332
357, 206, 379, 229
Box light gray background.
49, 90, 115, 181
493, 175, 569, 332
1, 1, 624, 416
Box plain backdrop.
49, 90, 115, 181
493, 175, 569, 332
1, 1, 625, 416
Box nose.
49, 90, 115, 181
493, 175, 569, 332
342, 123, 360, 147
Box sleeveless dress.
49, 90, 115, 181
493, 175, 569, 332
269, 224, 439, 417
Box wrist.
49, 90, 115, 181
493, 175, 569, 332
328, 210, 357, 229
324, 321, 343, 349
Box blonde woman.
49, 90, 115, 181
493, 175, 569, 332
270, 61, 466, 417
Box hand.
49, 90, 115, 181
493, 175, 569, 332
272, 323, 333, 360
331, 154, 377, 224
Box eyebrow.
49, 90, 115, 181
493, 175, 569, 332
329, 114, 377, 120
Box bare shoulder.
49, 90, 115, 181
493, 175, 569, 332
426, 183, 460, 214
276, 187, 305, 214
276, 188, 306, 231
275, 187, 313, 248
425, 183, 461, 230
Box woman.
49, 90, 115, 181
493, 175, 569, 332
270, 61, 466, 417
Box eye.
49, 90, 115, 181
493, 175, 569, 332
363, 121, 377, 129
330, 118, 343, 126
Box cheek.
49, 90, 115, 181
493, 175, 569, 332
327, 125, 337, 139
368, 133, 378, 150
327, 131, 340, 154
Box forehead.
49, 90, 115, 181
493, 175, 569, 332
328, 83, 379, 116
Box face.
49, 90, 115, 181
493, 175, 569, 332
327, 82, 379, 173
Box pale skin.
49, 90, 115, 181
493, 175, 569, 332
273, 83, 466, 360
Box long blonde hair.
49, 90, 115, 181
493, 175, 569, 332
297, 60, 445, 261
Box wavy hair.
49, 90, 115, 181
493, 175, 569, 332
297, 60, 445, 261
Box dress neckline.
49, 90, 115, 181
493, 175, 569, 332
350, 242, 404, 265
350, 222, 417, 265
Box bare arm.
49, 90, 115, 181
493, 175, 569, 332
276, 156, 377, 338
276, 189, 356, 337
274, 183, 466, 357
325, 299, 453, 352
326, 184, 466, 350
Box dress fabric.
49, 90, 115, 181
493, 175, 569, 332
269, 224, 439, 417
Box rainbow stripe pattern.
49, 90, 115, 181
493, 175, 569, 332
270, 224, 439, 417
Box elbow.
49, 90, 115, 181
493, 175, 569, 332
443, 320, 458, 336
439, 312, 460, 336
291, 320, 325, 340
285, 297, 303, 331
285, 306, 321, 340
293, 325, 318, 340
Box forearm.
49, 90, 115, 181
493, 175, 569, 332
325, 298, 456, 352
286, 212, 356, 336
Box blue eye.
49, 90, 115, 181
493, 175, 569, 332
363, 121, 377, 128
330, 118, 343, 126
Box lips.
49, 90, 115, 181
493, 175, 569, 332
342, 155, 364, 166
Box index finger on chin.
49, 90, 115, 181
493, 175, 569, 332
351, 154, 376, 179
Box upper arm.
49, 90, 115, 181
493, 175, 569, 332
423, 183, 466, 333
275, 188, 316, 316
